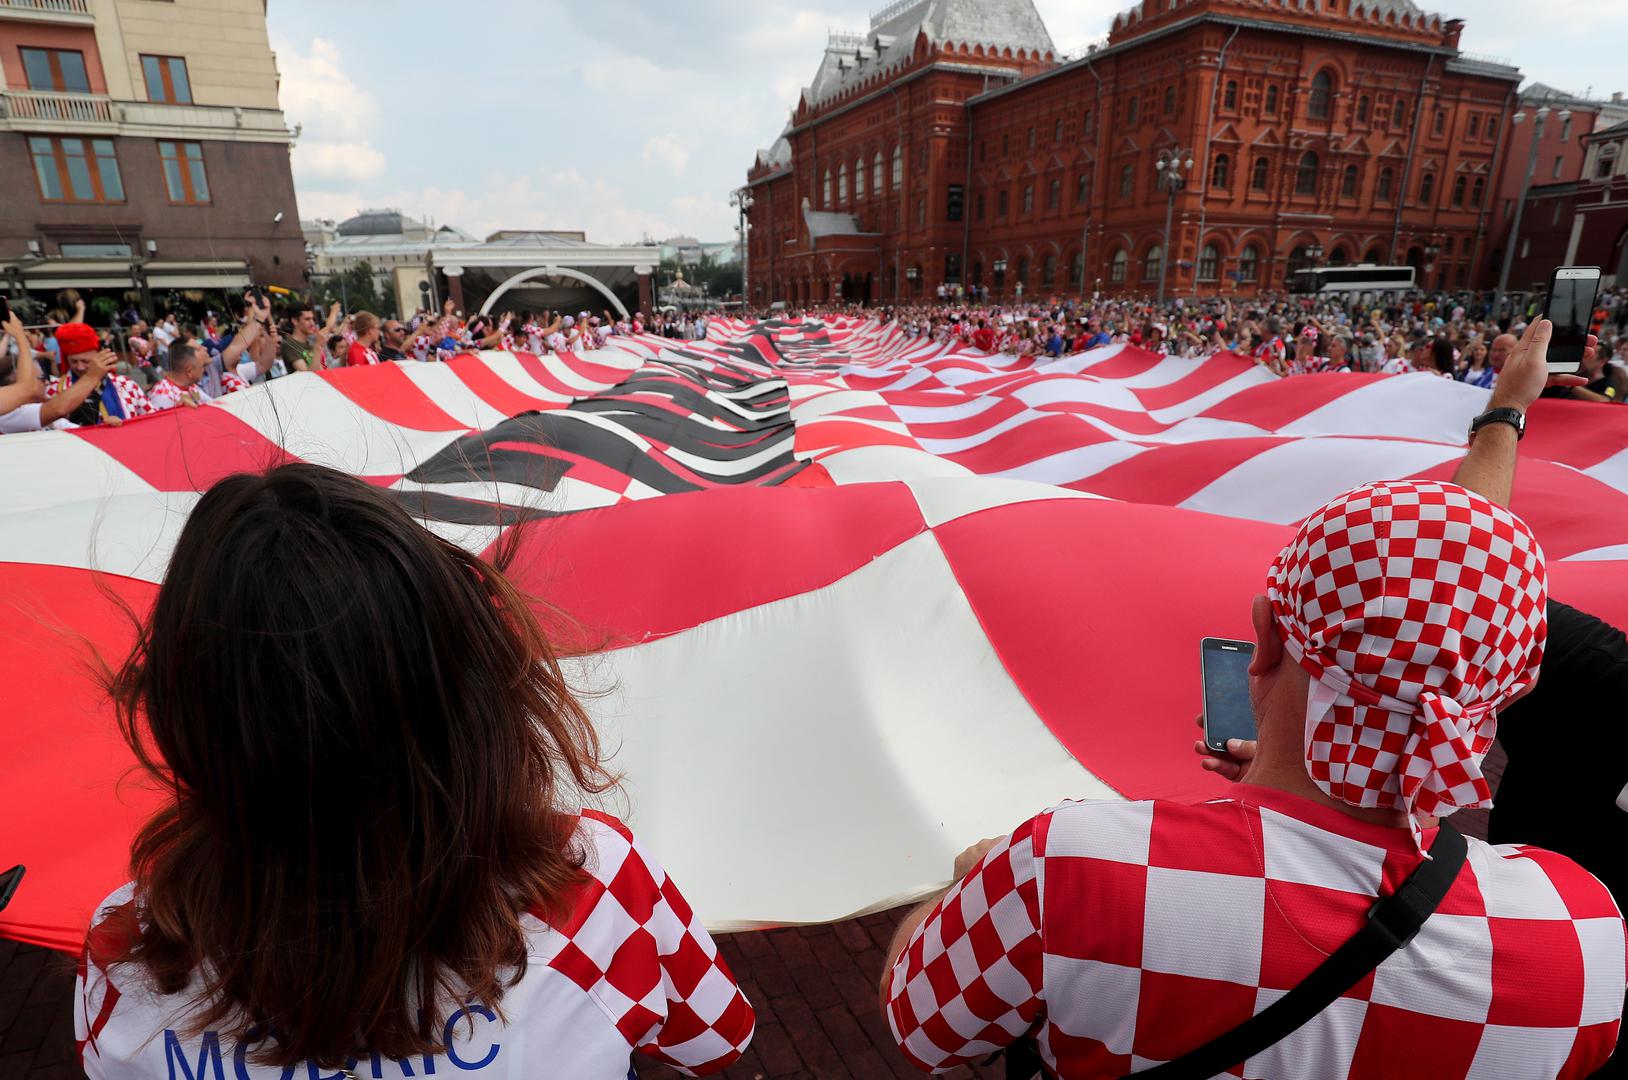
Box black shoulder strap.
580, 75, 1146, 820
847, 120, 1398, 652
1125, 820, 1468, 1080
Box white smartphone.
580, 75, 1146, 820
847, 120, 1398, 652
1542, 266, 1602, 374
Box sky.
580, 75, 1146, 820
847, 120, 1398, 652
268, 0, 1628, 245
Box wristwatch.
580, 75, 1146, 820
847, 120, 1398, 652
1469, 406, 1525, 441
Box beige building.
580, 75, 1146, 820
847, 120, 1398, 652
0, 0, 304, 310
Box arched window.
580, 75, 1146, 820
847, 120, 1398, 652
1238, 244, 1259, 282
1110, 248, 1128, 283
892, 144, 902, 189
1224, 80, 1238, 110
1451, 175, 1466, 207
1022, 183, 1034, 214
1264, 84, 1279, 115
1076, 172, 1090, 205
1341, 164, 1359, 197
1069, 250, 1084, 286
1198, 243, 1219, 281
855, 158, 865, 199
1329, 247, 1349, 266
1296, 151, 1319, 196
1377, 166, 1394, 202
1163, 85, 1176, 114
1083, 108, 1094, 136
1419, 171, 1436, 205
1048, 177, 1061, 210
822, 168, 832, 207
873, 151, 883, 193
1357, 95, 1370, 123
1211, 152, 1231, 189
1016, 254, 1030, 285
1120, 163, 1135, 197
1309, 71, 1334, 119
838, 163, 848, 203
1042, 253, 1057, 287
1394, 98, 1409, 129
1251, 156, 1270, 191
1142, 244, 1163, 282
1365, 246, 1386, 264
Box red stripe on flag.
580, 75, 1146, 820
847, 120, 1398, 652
1199, 370, 1387, 429
1067, 437, 1294, 505
319, 364, 469, 431
446, 355, 562, 416
72, 404, 297, 492
1132, 354, 1257, 411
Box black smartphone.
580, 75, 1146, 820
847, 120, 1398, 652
0, 865, 23, 914
1202, 637, 1257, 752
1541, 266, 1601, 373
0, 293, 9, 325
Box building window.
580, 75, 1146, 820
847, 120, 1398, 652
1120, 163, 1135, 197
1238, 244, 1259, 282
916, 197, 925, 227
838, 163, 848, 203
1016, 255, 1029, 286
823, 168, 832, 207
1224, 80, 1238, 110
1142, 245, 1163, 282
1264, 84, 1279, 115
1127, 97, 1139, 126
1075, 172, 1090, 205
1163, 85, 1176, 114
20, 47, 91, 92
873, 152, 883, 193
1295, 151, 1319, 196
1251, 155, 1270, 191
980, 139, 987, 162
1211, 152, 1230, 189
1467, 114, 1480, 138
1394, 98, 1409, 129
1418, 171, 1435, 205
976, 192, 986, 219
1341, 164, 1359, 197
158, 140, 210, 204
855, 158, 865, 199
29, 136, 123, 203
1486, 116, 1498, 141
1471, 176, 1486, 205
1022, 183, 1034, 215
1598, 151, 1617, 180
1047, 177, 1060, 210
1069, 251, 1084, 286
1042, 253, 1057, 287
1451, 175, 1466, 207
1377, 166, 1394, 201
140, 54, 192, 104
1083, 109, 1094, 136
1433, 110, 1446, 136
1561, 115, 1573, 142
1002, 133, 1010, 155
1110, 248, 1128, 282
1028, 126, 1036, 150
1198, 243, 1219, 281
1552, 154, 1564, 179
1054, 118, 1063, 142
1356, 95, 1370, 124
1308, 71, 1334, 119
892, 145, 902, 189
998, 189, 1009, 217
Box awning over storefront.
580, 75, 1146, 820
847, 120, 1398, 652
0, 257, 252, 292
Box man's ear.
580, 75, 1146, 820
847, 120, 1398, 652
1249, 594, 1284, 677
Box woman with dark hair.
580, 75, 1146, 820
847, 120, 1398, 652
77, 464, 754, 1078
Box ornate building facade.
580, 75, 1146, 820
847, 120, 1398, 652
743, 0, 1526, 303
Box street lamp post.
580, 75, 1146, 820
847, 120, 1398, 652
1154, 147, 1195, 305
1495, 105, 1568, 316
729, 189, 754, 307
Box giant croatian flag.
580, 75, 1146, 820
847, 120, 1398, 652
6, 317, 1628, 951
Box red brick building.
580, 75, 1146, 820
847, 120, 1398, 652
744, 0, 1528, 304
1503, 119, 1628, 294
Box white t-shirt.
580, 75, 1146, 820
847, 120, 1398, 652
77, 812, 754, 1079
0, 402, 76, 434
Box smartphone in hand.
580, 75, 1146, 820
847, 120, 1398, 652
1541, 266, 1601, 374
1202, 637, 1257, 752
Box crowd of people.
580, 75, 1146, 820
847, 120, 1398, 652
5, 284, 1627, 435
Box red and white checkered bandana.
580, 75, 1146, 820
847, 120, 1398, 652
1267, 481, 1547, 849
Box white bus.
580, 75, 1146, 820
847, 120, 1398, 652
1287, 264, 1416, 297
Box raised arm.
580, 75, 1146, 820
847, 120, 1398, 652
0, 311, 42, 414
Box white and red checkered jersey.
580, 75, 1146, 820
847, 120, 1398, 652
145, 378, 212, 411
885, 786, 1625, 1079
76, 810, 754, 1078
44, 372, 154, 419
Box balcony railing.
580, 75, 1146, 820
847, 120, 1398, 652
0, 89, 113, 125
0, 0, 93, 20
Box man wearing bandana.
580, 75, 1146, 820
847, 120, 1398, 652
880, 319, 1624, 1079
43, 323, 153, 427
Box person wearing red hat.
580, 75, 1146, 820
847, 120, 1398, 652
44, 322, 153, 426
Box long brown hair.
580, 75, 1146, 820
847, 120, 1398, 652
105, 463, 615, 1068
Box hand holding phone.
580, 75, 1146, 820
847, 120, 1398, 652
1201, 637, 1257, 753
1541, 266, 1602, 374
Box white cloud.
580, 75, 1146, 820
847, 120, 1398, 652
293, 140, 388, 183
641, 133, 691, 176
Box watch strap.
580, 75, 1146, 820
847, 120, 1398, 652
1470, 406, 1524, 441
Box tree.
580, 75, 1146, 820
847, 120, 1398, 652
660, 252, 742, 300
309, 260, 384, 315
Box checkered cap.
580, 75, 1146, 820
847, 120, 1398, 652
1267, 481, 1547, 846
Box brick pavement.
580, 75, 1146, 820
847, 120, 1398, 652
0, 751, 1505, 1080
